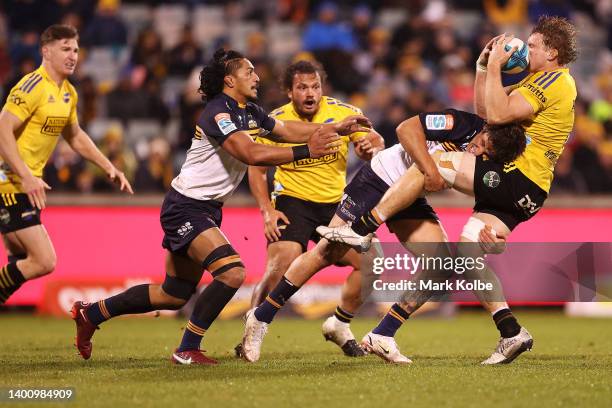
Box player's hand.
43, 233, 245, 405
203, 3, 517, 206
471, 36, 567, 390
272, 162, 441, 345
487, 34, 517, 69
307, 126, 342, 158
478, 225, 507, 254
424, 169, 447, 193
354, 137, 375, 160
334, 115, 372, 135
476, 34, 505, 71
262, 207, 290, 242
21, 174, 51, 210
107, 166, 134, 194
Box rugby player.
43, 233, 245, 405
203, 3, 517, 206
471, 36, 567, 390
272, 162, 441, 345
0, 25, 132, 306
320, 16, 577, 365
234, 60, 383, 358
71, 49, 371, 365
241, 108, 526, 363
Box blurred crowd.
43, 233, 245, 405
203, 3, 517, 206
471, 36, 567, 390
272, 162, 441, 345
1, 0, 611, 195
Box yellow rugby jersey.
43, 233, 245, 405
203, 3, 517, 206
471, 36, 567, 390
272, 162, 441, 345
510, 68, 577, 193
257, 96, 367, 203
1, 65, 78, 193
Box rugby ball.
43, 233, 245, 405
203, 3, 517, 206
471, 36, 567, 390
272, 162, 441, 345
502, 38, 529, 74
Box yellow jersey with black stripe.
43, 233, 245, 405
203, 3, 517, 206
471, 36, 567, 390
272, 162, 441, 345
0, 65, 78, 193
257, 96, 367, 203
510, 68, 577, 193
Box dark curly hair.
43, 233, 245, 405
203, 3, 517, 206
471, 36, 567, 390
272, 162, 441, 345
281, 60, 327, 92
198, 48, 245, 102
486, 123, 527, 163
532, 16, 578, 66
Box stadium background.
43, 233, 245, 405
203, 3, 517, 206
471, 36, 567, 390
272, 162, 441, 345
0, 0, 611, 317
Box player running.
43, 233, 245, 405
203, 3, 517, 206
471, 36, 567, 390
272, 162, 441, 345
0, 24, 132, 306
72, 49, 371, 365
234, 60, 383, 358
319, 16, 577, 365
241, 108, 526, 363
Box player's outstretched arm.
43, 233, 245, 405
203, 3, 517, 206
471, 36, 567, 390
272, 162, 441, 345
485, 35, 534, 124
397, 116, 446, 193
222, 128, 340, 166
0, 109, 50, 209
270, 114, 372, 143
62, 122, 133, 194
248, 166, 289, 242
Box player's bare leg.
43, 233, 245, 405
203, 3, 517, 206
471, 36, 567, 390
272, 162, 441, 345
0, 226, 57, 306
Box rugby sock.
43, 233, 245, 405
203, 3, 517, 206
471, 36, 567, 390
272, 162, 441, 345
0, 262, 26, 305
352, 209, 385, 236
372, 303, 410, 337
492, 308, 521, 338
334, 306, 354, 323
86, 284, 152, 326
254, 276, 299, 323
178, 279, 238, 352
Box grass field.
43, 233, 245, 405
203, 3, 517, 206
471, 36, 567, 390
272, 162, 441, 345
0, 310, 611, 407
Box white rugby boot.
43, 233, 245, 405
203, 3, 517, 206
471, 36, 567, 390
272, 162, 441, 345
241, 308, 268, 362
322, 316, 366, 357
481, 327, 533, 365
316, 224, 373, 252
361, 332, 412, 364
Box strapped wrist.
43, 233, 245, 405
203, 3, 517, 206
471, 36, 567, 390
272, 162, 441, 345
292, 144, 310, 160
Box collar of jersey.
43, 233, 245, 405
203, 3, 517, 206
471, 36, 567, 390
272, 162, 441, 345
37, 65, 66, 90
221, 92, 247, 109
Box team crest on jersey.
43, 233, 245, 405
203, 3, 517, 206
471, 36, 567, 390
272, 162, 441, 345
63, 92, 70, 103
215, 113, 238, 135
483, 171, 500, 188
248, 119, 257, 128
425, 114, 454, 130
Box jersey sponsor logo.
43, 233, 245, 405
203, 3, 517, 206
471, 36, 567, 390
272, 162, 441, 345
483, 171, 500, 188
517, 194, 541, 215
41, 116, 68, 136
544, 149, 559, 165
215, 113, 238, 135
8, 93, 26, 107
425, 114, 454, 130
523, 83, 547, 103
293, 152, 338, 168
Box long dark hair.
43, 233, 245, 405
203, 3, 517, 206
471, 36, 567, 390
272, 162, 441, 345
198, 48, 244, 102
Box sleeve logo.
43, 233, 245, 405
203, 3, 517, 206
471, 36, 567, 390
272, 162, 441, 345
425, 114, 454, 130
215, 113, 238, 135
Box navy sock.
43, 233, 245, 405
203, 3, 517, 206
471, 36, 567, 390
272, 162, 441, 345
0, 262, 27, 305
178, 279, 238, 352
493, 308, 521, 338
254, 276, 299, 324
372, 303, 410, 337
334, 306, 354, 323
86, 284, 152, 326
352, 209, 382, 236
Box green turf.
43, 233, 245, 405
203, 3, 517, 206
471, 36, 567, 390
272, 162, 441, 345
0, 311, 610, 408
